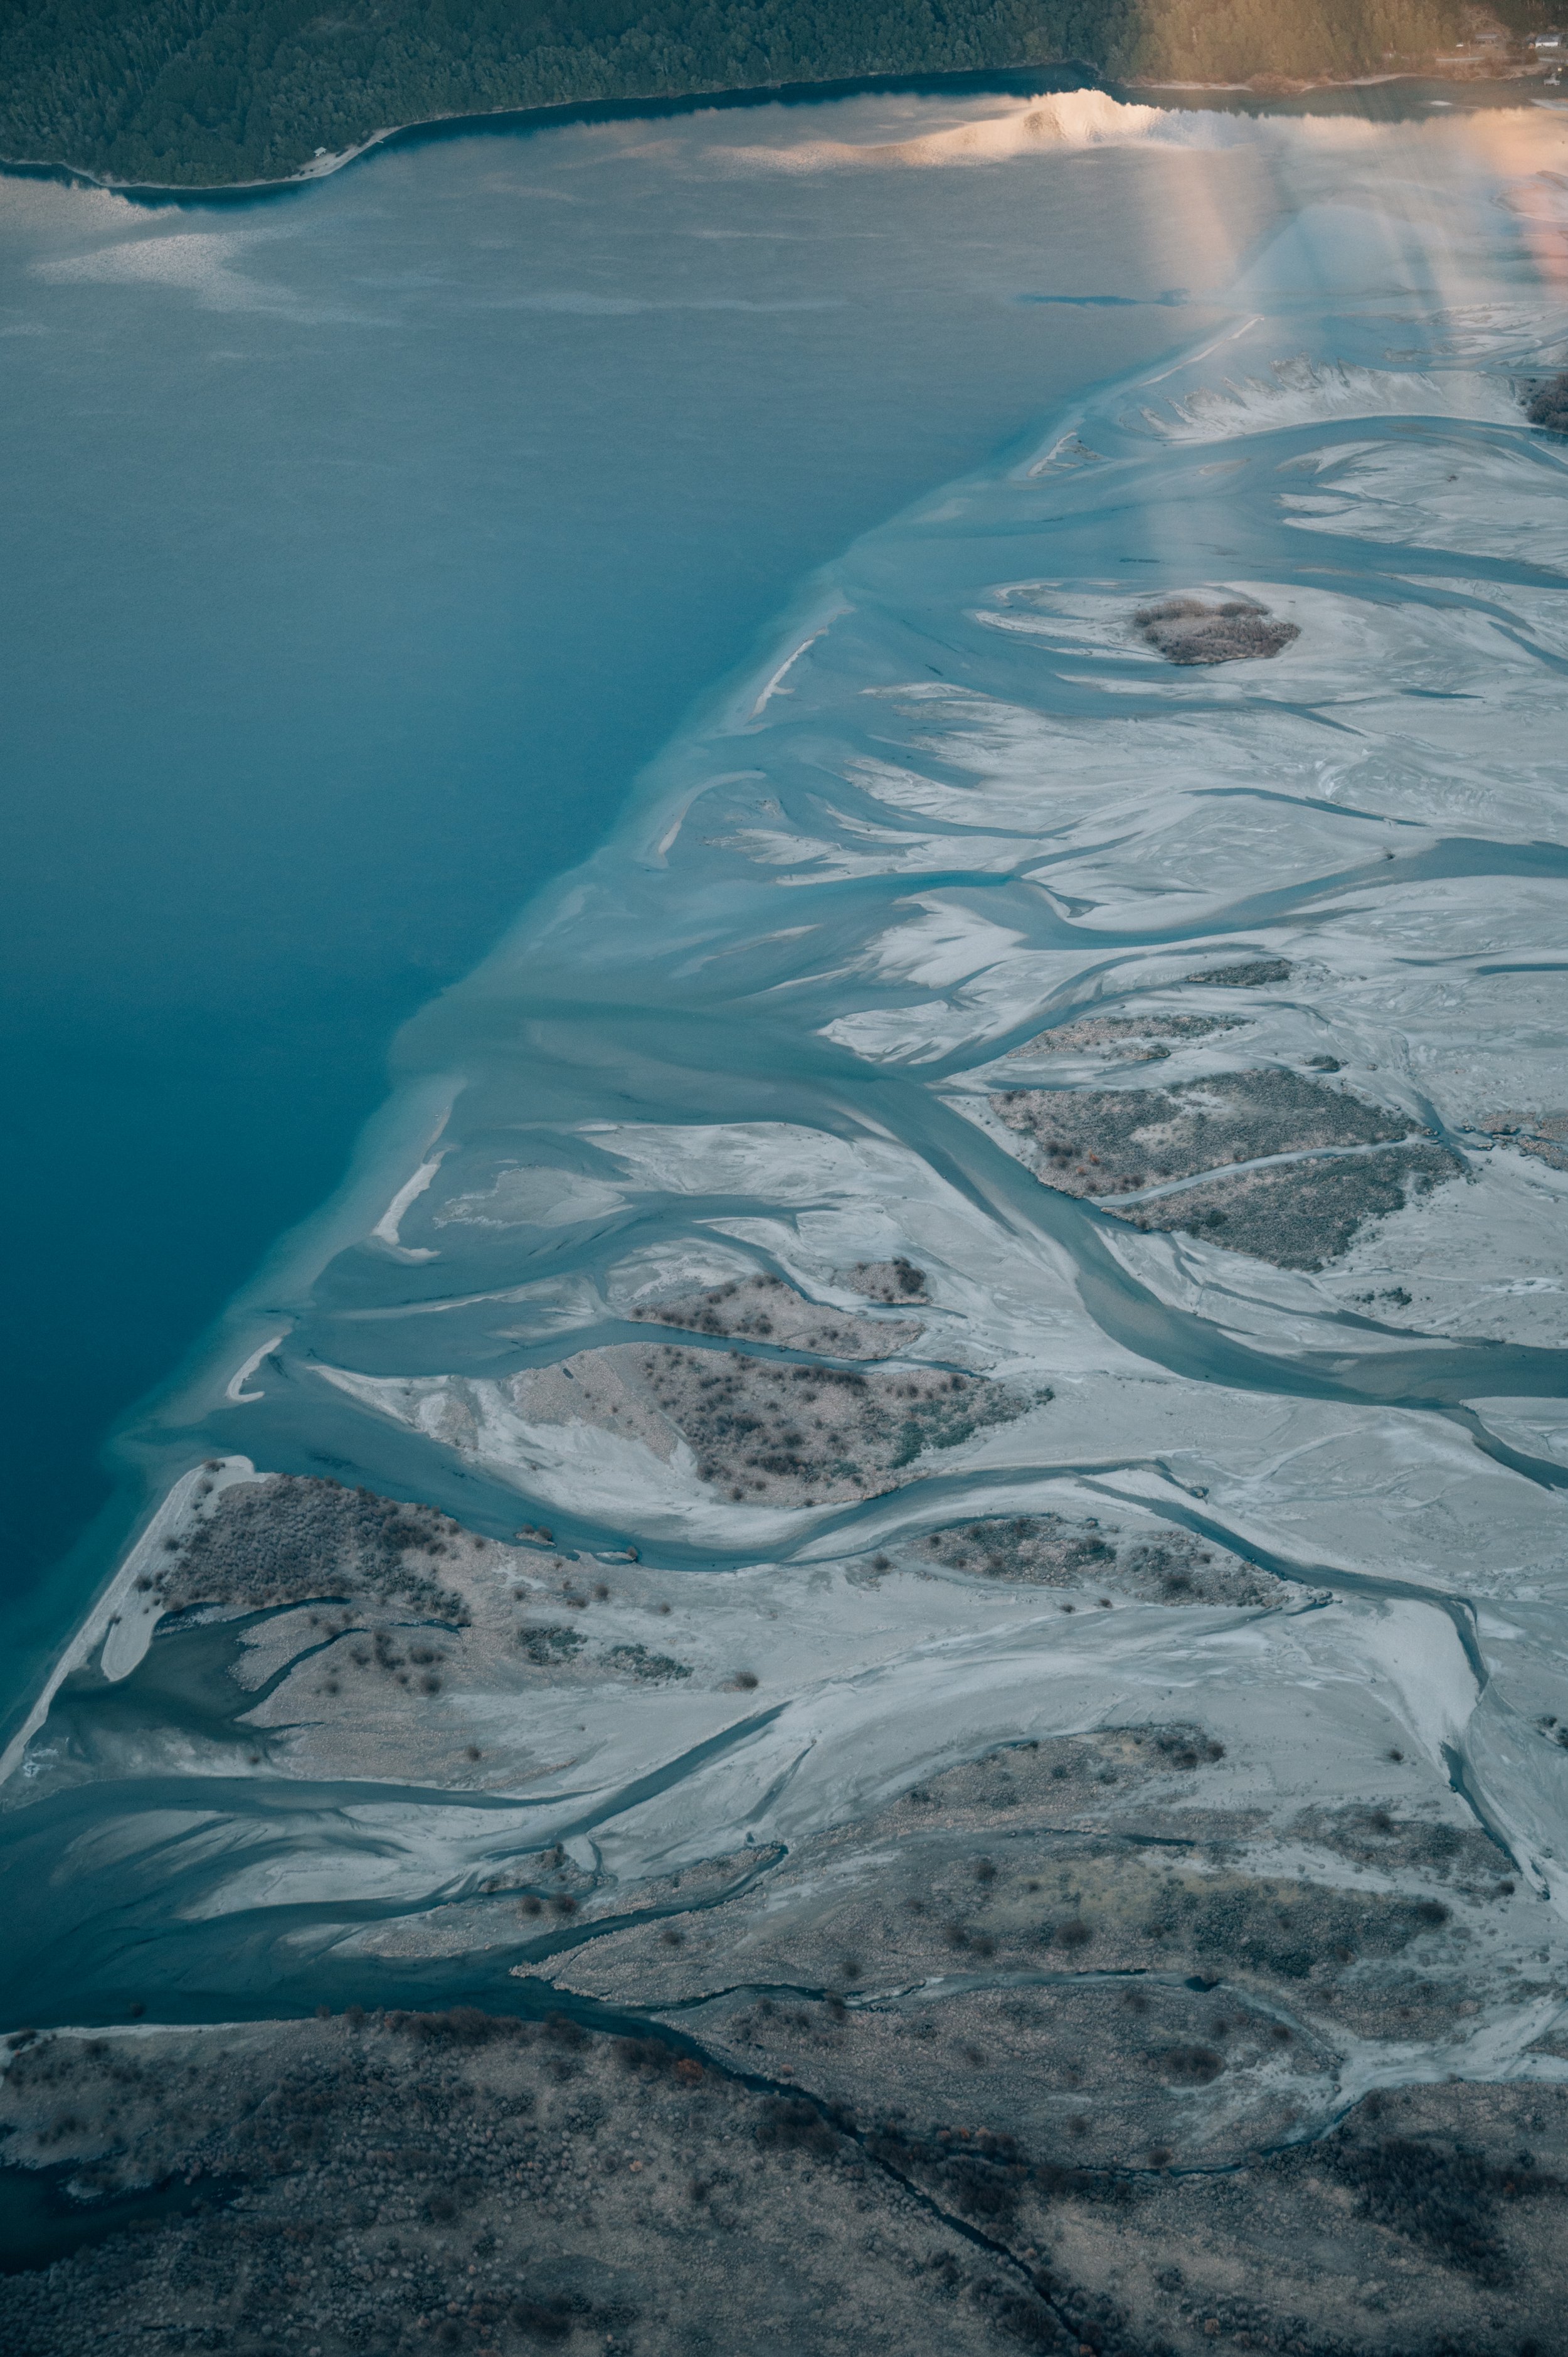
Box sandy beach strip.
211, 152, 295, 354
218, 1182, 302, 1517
0, 1455, 261, 1790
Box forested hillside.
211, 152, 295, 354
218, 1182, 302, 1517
0, 0, 1513, 189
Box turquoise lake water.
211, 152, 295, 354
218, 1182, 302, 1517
0, 82, 1279, 1727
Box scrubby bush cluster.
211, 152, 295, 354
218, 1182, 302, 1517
991, 1061, 1461, 1268
918, 1509, 1283, 1607
993, 1065, 1411, 1200
1127, 1141, 1458, 1266
1134, 596, 1300, 666
1140, 1876, 1449, 1979
157, 1476, 471, 1624
1196, 957, 1292, 986
1330, 2114, 1561, 2282
516, 1622, 585, 1667
845, 1255, 927, 1301
636, 1341, 1034, 1502
0, 2008, 1088, 2357
6, 2007, 1568, 2356
629, 1272, 899, 1356
601, 1641, 691, 1681
1011, 1010, 1236, 1063
1526, 371, 1568, 433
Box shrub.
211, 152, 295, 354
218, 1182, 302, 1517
1329, 2131, 1548, 2279
1158, 2045, 1224, 2085
1527, 374, 1568, 434
511, 2298, 573, 2342
756, 2095, 839, 2159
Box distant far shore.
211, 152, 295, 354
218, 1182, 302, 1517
1, 53, 1560, 206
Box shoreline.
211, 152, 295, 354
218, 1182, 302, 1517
0, 1070, 461, 1786
0, 1456, 259, 1792
0, 60, 1557, 205
0, 63, 1096, 203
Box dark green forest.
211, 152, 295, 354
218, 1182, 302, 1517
0, 0, 1528, 188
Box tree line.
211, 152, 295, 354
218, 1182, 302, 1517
0, 0, 1541, 189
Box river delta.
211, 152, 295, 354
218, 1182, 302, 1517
5, 79, 1568, 2357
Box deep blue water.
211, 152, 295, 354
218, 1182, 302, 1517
0, 85, 1277, 1733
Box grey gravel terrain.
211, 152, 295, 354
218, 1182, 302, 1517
538, 1729, 1509, 2127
